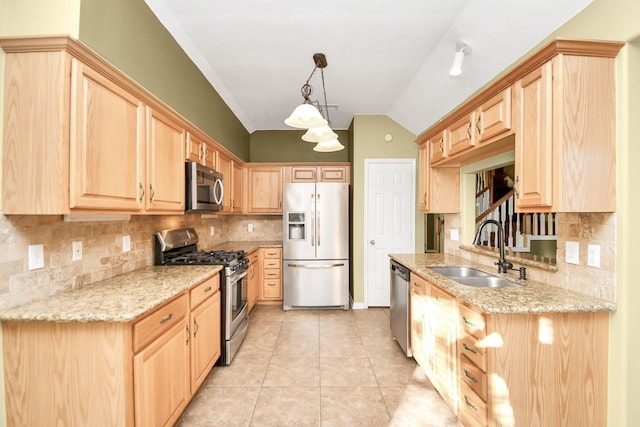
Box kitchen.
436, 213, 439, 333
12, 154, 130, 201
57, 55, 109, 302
0, 0, 639, 426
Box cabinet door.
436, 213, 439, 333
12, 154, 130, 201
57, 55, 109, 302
319, 166, 348, 183
146, 108, 185, 212
514, 63, 553, 209
247, 167, 283, 213
428, 131, 447, 164
134, 319, 190, 427
232, 161, 244, 212
190, 290, 221, 392
290, 166, 317, 182
185, 132, 204, 164
447, 113, 475, 157
476, 87, 512, 143
69, 60, 145, 210
216, 151, 233, 211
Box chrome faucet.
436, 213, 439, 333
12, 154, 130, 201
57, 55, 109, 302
474, 219, 513, 274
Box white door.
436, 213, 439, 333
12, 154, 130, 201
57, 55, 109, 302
364, 159, 415, 306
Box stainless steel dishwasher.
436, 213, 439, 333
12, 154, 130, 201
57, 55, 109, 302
390, 260, 411, 357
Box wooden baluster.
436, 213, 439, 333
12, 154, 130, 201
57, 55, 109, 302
540, 213, 546, 236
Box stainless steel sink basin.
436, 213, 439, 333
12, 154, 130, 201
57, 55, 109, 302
430, 266, 491, 277
450, 276, 521, 288
430, 266, 521, 288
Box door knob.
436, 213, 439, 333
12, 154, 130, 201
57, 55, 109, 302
370, 240, 375, 245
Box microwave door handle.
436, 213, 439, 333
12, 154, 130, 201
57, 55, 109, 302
213, 178, 224, 205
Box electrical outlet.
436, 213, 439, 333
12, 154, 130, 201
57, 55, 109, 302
72, 241, 82, 261
28, 244, 44, 270
565, 241, 579, 265
210, 226, 215, 236
588, 244, 601, 268
248, 223, 253, 232
450, 229, 459, 241
122, 235, 131, 253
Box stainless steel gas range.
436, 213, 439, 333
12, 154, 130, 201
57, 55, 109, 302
154, 228, 249, 365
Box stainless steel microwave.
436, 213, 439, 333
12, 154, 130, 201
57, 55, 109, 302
185, 161, 224, 212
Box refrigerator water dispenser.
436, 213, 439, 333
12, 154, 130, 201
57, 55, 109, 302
288, 213, 306, 240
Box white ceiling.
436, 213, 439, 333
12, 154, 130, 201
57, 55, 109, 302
144, 0, 591, 135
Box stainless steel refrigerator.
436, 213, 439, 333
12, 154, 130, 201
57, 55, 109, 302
283, 182, 350, 310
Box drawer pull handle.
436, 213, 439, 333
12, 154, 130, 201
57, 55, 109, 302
267, 283, 277, 286
204, 286, 213, 292
463, 316, 478, 327
463, 343, 478, 354
160, 313, 173, 324
464, 369, 479, 383
464, 395, 478, 412
414, 282, 421, 287
193, 318, 199, 337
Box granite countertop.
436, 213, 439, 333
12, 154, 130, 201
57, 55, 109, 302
208, 240, 282, 254
0, 265, 223, 323
390, 253, 616, 314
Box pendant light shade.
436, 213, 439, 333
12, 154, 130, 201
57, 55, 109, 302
284, 103, 327, 129
285, 53, 344, 152
313, 139, 345, 152
301, 125, 338, 142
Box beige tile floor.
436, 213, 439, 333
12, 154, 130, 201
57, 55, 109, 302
176, 305, 460, 427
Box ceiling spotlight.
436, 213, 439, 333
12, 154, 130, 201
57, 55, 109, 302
449, 42, 471, 78
285, 53, 344, 151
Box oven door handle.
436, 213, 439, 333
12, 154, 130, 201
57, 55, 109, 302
230, 270, 248, 282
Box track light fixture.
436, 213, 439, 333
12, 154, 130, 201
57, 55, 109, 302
284, 53, 344, 152
449, 42, 471, 78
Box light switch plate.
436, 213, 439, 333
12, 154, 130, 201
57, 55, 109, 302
210, 226, 215, 236
565, 241, 579, 265
450, 229, 459, 241
247, 224, 253, 232
28, 244, 44, 270
122, 235, 131, 253
587, 244, 601, 268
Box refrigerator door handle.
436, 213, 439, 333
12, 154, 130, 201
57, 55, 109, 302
286, 263, 345, 269
316, 193, 321, 247
310, 193, 315, 246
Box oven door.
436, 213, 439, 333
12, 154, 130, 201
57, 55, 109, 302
226, 267, 248, 338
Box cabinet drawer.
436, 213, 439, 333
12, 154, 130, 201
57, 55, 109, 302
263, 269, 281, 280
460, 355, 488, 401
263, 279, 282, 298
190, 274, 219, 310
263, 259, 280, 269
459, 330, 487, 372
410, 273, 429, 296
263, 248, 282, 259
459, 302, 486, 339
459, 381, 488, 427
134, 294, 188, 353
248, 249, 260, 264
430, 285, 455, 313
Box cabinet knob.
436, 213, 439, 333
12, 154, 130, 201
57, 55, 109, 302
370, 240, 375, 245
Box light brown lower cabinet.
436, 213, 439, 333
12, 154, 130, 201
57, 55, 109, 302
247, 248, 262, 311
2, 273, 221, 427
260, 247, 282, 301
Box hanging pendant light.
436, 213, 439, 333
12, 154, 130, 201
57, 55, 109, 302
285, 53, 344, 152
313, 139, 345, 152
301, 125, 338, 143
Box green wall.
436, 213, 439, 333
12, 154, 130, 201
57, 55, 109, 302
78, 0, 250, 160
250, 129, 350, 162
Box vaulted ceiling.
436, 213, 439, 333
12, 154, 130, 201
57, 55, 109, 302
144, 0, 591, 135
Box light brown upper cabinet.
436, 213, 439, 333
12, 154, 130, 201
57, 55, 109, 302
145, 108, 186, 212
417, 38, 622, 213
288, 165, 350, 183
216, 149, 244, 213
185, 131, 215, 170
1, 36, 188, 214
246, 165, 283, 214
514, 52, 618, 212
418, 141, 459, 213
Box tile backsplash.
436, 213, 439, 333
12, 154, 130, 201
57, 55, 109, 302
444, 212, 617, 303
0, 213, 283, 310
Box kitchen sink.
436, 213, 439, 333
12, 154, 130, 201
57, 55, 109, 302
448, 276, 520, 288
430, 266, 491, 277
430, 266, 521, 288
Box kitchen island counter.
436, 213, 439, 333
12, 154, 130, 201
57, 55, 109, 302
0, 265, 222, 322
390, 253, 615, 314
